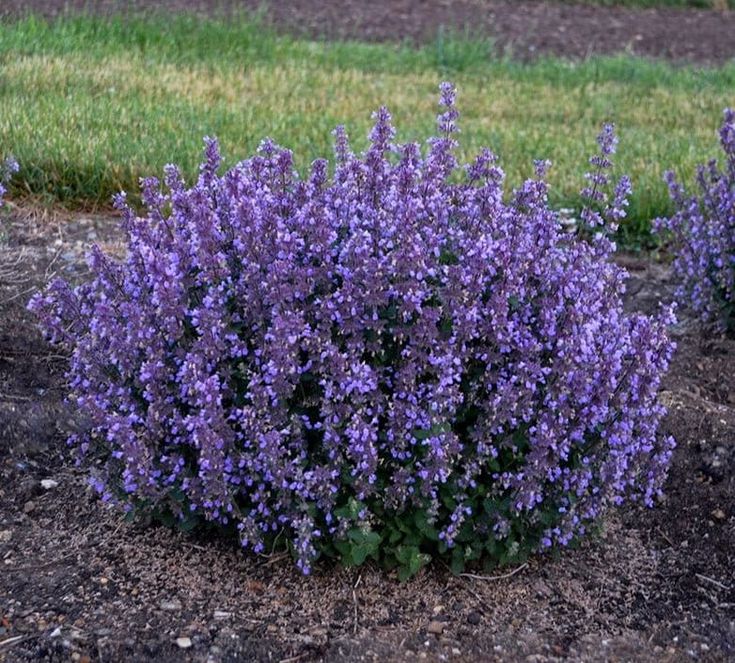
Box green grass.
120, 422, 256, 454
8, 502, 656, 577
1, 14, 734, 243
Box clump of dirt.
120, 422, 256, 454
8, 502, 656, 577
0, 212, 733, 662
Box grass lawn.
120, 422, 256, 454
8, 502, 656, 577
1, 14, 734, 243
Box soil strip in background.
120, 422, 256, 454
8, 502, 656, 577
2, 0, 735, 65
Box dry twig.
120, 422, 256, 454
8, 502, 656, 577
3, 551, 77, 573
696, 573, 731, 592
352, 572, 362, 634
279, 653, 310, 663
656, 527, 675, 548
0, 634, 40, 649
460, 562, 529, 581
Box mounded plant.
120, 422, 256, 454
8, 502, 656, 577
30, 84, 675, 577
656, 109, 735, 333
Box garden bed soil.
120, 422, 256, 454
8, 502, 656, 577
3, 0, 735, 65
0, 210, 733, 662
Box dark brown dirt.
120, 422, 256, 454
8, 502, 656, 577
0, 210, 733, 662
2, 0, 735, 65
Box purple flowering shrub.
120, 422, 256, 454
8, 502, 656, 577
655, 109, 735, 333
29, 84, 675, 577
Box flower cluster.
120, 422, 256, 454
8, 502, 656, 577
30, 84, 675, 576
655, 109, 735, 333
0, 156, 19, 204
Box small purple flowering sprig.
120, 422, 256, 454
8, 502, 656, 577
0, 156, 19, 268
655, 109, 735, 333
0, 156, 19, 205
579, 122, 632, 241
29, 84, 675, 577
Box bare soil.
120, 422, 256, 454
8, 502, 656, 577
0, 210, 733, 663
2, 0, 735, 64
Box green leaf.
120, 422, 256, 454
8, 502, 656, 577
484, 538, 499, 558
412, 423, 450, 442
351, 544, 371, 565
438, 316, 453, 337
334, 539, 352, 558
178, 514, 199, 532
395, 544, 430, 581
414, 511, 439, 542
334, 498, 367, 521
450, 547, 465, 575
439, 249, 459, 266
335, 527, 382, 566
397, 565, 414, 582
169, 487, 186, 502
465, 543, 482, 561
387, 527, 402, 545
395, 544, 414, 565
380, 303, 398, 321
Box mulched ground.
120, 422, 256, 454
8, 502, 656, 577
0, 210, 733, 662
2, 0, 735, 64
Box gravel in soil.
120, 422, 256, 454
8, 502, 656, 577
2, 0, 735, 65
0, 211, 733, 662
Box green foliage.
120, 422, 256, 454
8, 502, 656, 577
316, 474, 569, 580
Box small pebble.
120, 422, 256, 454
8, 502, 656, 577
22, 501, 35, 515
160, 600, 182, 611
40, 479, 58, 490
467, 611, 481, 625
176, 636, 192, 649
427, 620, 444, 635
